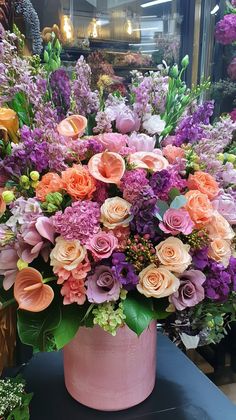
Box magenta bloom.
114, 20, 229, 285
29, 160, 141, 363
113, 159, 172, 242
215, 14, 236, 45
86, 265, 120, 304
159, 208, 194, 235
116, 111, 140, 134
170, 270, 206, 311
230, 109, 236, 122
86, 231, 118, 261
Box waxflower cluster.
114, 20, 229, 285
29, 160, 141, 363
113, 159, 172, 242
0, 26, 236, 351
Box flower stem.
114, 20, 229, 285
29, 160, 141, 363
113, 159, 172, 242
43, 276, 57, 284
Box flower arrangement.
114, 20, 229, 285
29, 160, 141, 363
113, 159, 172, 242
0, 376, 33, 420
0, 25, 236, 353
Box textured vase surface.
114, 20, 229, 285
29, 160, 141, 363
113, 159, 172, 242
63, 321, 157, 411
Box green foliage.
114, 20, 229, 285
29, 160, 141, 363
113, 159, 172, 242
43, 34, 62, 73
123, 292, 154, 336
0, 375, 33, 420
154, 200, 169, 221
8, 92, 34, 127
170, 195, 187, 209
152, 298, 171, 320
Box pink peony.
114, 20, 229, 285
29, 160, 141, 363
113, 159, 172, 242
97, 133, 128, 152
61, 277, 87, 305
128, 133, 156, 152
116, 111, 140, 134
159, 208, 195, 235
86, 231, 118, 261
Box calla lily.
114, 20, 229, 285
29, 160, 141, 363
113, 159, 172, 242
57, 114, 87, 139
129, 151, 169, 172
0, 108, 19, 143
14, 267, 54, 312
88, 151, 125, 184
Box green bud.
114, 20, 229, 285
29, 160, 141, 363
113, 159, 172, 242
31, 181, 39, 189
170, 64, 179, 79
207, 320, 215, 329
47, 42, 52, 52
181, 95, 190, 106
43, 50, 49, 63
46, 192, 63, 206
227, 154, 236, 163
30, 171, 40, 181
181, 55, 189, 69
47, 203, 58, 213
54, 38, 61, 51
20, 175, 30, 186
2, 190, 15, 204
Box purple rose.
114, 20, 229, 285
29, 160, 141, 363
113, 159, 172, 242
212, 192, 236, 225
170, 270, 206, 311
116, 111, 140, 134
159, 208, 194, 235
128, 133, 156, 152
86, 265, 120, 303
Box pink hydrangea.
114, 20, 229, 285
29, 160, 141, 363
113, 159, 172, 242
215, 14, 236, 45
120, 169, 149, 204
230, 109, 236, 122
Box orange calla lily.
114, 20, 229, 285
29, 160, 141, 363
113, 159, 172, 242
0, 108, 19, 143
88, 151, 125, 184
57, 115, 87, 139
14, 267, 54, 312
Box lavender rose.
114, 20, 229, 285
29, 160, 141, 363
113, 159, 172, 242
159, 208, 194, 235
86, 231, 118, 261
86, 265, 120, 303
212, 192, 236, 225
170, 269, 206, 311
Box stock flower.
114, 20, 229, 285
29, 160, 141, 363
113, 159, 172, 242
159, 208, 194, 235
50, 236, 87, 271
86, 231, 118, 260
100, 197, 133, 229
215, 14, 236, 45
120, 169, 149, 204
185, 190, 214, 227
137, 264, 180, 298
36, 173, 63, 202
187, 171, 219, 200
170, 270, 205, 311
155, 237, 192, 274
61, 164, 96, 200
208, 238, 231, 267
86, 265, 120, 303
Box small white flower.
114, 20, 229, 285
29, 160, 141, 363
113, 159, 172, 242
143, 114, 166, 136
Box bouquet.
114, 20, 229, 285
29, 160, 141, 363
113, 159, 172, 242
0, 25, 236, 354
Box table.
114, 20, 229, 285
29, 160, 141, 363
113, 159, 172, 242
6, 334, 236, 420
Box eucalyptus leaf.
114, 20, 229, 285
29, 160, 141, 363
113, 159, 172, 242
154, 200, 169, 221
170, 195, 187, 209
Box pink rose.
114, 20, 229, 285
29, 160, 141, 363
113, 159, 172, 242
162, 145, 185, 164
128, 133, 156, 152
97, 133, 128, 152
116, 111, 140, 134
86, 231, 118, 261
159, 209, 195, 235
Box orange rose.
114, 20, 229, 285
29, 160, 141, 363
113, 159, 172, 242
0, 108, 19, 143
36, 173, 63, 202
137, 264, 180, 298
185, 190, 214, 227
187, 171, 219, 200
162, 145, 185, 164
61, 164, 96, 200
0, 188, 6, 217
206, 211, 235, 241
208, 239, 231, 267
155, 237, 192, 274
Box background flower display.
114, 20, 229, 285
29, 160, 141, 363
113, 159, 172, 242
0, 23, 236, 355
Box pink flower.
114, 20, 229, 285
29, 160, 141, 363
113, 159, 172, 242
105, 226, 130, 251
116, 111, 140, 134
212, 192, 236, 225
230, 109, 236, 122
61, 277, 87, 305
55, 256, 91, 285
159, 208, 195, 235
87, 231, 118, 261
0, 246, 18, 290
163, 145, 185, 164
128, 133, 156, 152
97, 133, 128, 153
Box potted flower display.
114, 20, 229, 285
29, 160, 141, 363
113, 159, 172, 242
0, 26, 236, 411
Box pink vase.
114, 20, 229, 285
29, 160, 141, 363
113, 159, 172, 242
63, 321, 157, 411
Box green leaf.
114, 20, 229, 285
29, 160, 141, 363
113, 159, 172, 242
123, 292, 154, 336
168, 188, 181, 201
170, 195, 187, 209
17, 303, 61, 353
154, 200, 169, 221
53, 304, 87, 350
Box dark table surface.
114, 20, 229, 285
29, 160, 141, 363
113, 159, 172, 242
7, 333, 236, 420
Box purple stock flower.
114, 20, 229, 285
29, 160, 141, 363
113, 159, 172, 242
112, 253, 139, 290
204, 260, 231, 302
49, 69, 71, 119
170, 270, 206, 311
86, 265, 120, 303
150, 169, 186, 200
130, 186, 158, 240
120, 169, 149, 204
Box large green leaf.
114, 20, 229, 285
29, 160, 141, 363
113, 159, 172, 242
123, 293, 154, 336
53, 304, 88, 350
17, 303, 61, 353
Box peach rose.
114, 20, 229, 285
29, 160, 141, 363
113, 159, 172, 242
206, 211, 235, 241
185, 190, 214, 227
162, 145, 185, 164
61, 164, 96, 200
50, 236, 87, 271
0, 188, 6, 217
129, 151, 169, 172
36, 173, 63, 202
155, 237, 192, 274
208, 239, 232, 267
100, 197, 133, 229
187, 171, 219, 200
137, 264, 180, 298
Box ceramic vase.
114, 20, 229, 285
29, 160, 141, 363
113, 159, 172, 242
63, 321, 157, 411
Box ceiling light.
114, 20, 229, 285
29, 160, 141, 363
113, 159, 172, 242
141, 0, 172, 8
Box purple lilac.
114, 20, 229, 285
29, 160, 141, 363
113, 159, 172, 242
150, 169, 186, 201
49, 69, 71, 119
112, 253, 139, 291
120, 169, 149, 204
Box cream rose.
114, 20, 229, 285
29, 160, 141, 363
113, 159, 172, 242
208, 239, 232, 267
50, 236, 86, 271
155, 237, 192, 273
100, 197, 133, 229
206, 211, 235, 241
137, 264, 180, 298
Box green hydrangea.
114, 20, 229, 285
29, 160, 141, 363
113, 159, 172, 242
92, 299, 126, 336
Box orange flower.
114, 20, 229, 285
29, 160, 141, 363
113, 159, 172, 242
36, 173, 63, 202
88, 151, 126, 184
185, 190, 214, 227
14, 267, 54, 312
61, 164, 96, 200
187, 171, 219, 200
0, 188, 6, 217
57, 115, 87, 139
162, 145, 185, 164
0, 108, 19, 143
